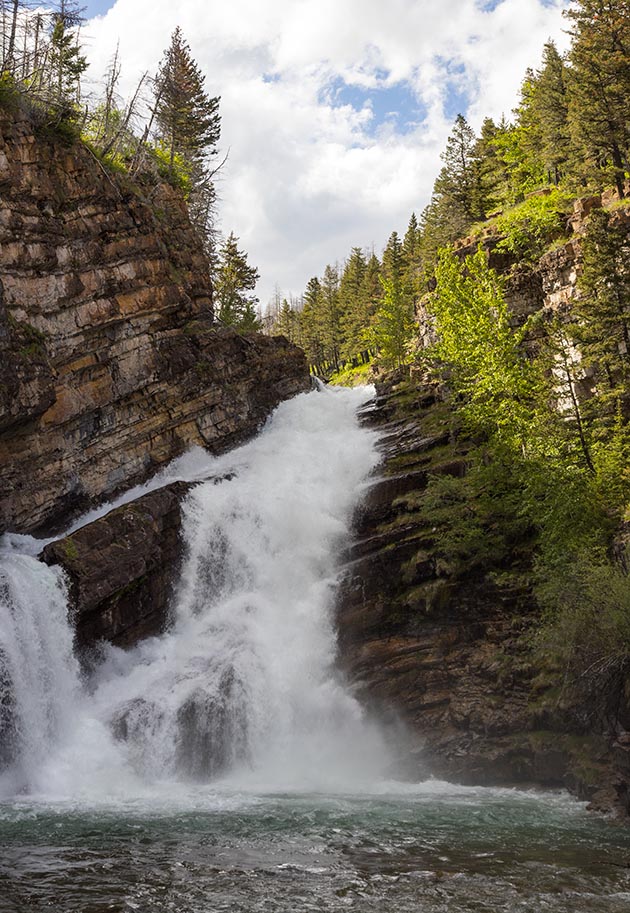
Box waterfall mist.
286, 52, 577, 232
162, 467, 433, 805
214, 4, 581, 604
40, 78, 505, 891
0, 386, 392, 802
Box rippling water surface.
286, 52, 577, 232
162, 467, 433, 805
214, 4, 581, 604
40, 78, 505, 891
2, 782, 630, 912
1, 387, 629, 910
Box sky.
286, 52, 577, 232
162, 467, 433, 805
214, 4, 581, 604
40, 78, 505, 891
80, 0, 570, 309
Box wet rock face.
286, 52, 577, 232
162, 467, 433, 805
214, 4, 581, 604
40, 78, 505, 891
338, 373, 630, 815
0, 111, 311, 534
42, 482, 191, 648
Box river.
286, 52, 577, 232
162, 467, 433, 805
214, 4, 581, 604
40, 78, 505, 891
0, 385, 629, 911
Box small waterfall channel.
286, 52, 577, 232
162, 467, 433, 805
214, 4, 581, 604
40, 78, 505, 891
0, 385, 388, 800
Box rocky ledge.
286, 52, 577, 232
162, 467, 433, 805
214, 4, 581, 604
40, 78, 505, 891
338, 371, 630, 817
42, 482, 191, 649
0, 110, 310, 534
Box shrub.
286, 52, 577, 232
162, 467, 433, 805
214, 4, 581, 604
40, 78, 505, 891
495, 187, 572, 261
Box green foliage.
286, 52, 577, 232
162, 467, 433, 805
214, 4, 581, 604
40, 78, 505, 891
566, 0, 630, 198
154, 27, 220, 173
422, 242, 630, 707
535, 553, 630, 709
421, 459, 531, 577
364, 274, 414, 368
214, 232, 261, 331
328, 361, 372, 387
429, 248, 542, 448
0, 72, 20, 111
150, 141, 192, 193
434, 114, 485, 222
495, 187, 571, 260
574, 206, 630, 411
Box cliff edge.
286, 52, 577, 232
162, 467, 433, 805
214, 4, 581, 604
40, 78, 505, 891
0, 110, 310, 534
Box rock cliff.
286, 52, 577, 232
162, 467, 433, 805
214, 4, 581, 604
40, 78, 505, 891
0, 110, 310, 535
339, 373, 630, 815
339, 202, 630, 816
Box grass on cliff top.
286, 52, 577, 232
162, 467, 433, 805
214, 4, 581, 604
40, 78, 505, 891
328, 361, 373, 387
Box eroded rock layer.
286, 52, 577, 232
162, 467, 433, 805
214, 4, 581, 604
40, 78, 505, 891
0, 111, 310, 533
339, 373, 630, 816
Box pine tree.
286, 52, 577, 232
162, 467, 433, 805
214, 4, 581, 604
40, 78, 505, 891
534, 41, 571, 185
366, 274, 414, 368
319, 263, 342, 371
48, 9, 88, 113
434, 114, 484, 222
474, 117, 510, 211
402, 212, 422, 310
566, 0, 630, 198
574, 207, 630, 415
154, 28, 220, 175
300, 277, 326, 371
275, 297, 300, 344
339, 247, 368, 362
381, 231, 405, 293
214, 232, 261, 331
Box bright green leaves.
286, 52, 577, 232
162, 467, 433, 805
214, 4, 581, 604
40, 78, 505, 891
363, 274, 415, 369
429, 248, 540, 451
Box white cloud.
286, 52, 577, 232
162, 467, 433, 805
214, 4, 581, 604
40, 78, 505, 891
83, 0, 569, 307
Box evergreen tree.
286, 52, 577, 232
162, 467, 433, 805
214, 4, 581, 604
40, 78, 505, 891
338, 247, 368, 362
275, 297, 300, 344
366, 274, 414, 368
300, 276, 326, 371
319, 263, 342, 371
434, 114, 484, 222
49, 10, 87, 112
574, 207, 630, 415
153, 27, 220, 175
566, 0, 630, 197
214, 232, 261, 331
534, 41, 571, 185
402, 212, 422, 310
381, 231, 405, 293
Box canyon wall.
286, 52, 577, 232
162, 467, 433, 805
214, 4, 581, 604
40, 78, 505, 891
339, 205, 630, 816
0, 110, 310, 535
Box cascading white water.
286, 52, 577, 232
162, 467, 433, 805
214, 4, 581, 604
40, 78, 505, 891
0, 554, 80, 795
0, 386, 391, 800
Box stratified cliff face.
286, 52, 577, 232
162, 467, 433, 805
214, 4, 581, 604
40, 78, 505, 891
0, 110, 310, 534
339, 374, 630, 816
339, 205, 630, 816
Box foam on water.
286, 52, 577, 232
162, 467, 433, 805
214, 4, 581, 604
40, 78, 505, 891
0, 385, 396, 803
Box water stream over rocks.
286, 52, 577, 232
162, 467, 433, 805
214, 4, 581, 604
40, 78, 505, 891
0, 386, 629, 911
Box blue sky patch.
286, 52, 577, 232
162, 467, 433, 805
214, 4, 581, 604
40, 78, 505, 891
323, 76, 427, 136
83, 0, 115, 18
437, 59, 473, 123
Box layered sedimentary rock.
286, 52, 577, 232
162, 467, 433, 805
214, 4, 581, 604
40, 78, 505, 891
341, 205, 630, 813
339, 372, 630, 815
41, 482, 191, 648
0, 110, 310, 534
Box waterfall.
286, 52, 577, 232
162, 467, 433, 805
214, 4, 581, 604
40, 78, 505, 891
0, 554, 80, 795
0, 386, 389, 800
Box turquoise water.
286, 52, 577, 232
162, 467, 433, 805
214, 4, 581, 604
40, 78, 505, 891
1, 783, 629, 912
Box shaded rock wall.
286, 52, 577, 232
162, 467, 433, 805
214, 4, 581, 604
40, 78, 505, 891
339, 373, 630, 816
42, 482, 191, 648
0, 111, 310, 534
